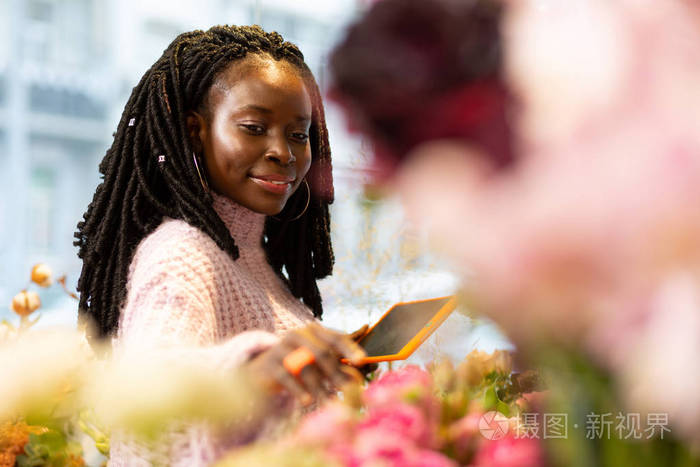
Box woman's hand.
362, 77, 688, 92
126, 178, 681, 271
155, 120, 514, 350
347, 324, 379, 380
244, 322, 366, 406
347, 324, 369, 342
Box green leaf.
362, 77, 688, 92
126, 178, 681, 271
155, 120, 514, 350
496, 400, 511, 417
483, 386, 498, 411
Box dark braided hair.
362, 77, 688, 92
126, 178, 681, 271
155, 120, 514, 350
75, 25, 334, 343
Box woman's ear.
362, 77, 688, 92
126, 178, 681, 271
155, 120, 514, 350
186, 111, 207, 154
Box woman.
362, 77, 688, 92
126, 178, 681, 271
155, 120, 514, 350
75, 25, 365, 465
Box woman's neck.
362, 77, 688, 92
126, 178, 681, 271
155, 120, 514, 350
211, 192, 266, 250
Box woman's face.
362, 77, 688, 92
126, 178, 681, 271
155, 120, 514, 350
190, 57, 313, 215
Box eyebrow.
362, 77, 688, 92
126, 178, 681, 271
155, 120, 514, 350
238, 104, 311, 122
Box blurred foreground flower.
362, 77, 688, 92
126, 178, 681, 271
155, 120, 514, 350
391, 0, 700, 445
86, 349, 262, 438
618, 273, 700, 438
0, 329, 91, 421
0, 420, 48, 466
293, 401, 357, 448
214, 443, 340, 467
471, 435, 543, 467
326, 0, 700, 463
281, 358, 536, 467
0, 325, 267, 467
364, 365, 436, 412
0, 329, 552, 466
0, 330, 90, 466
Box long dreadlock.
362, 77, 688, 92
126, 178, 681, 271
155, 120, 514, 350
74, 25, 334, 343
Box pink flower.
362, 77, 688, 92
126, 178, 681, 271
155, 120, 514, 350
358, 403, 434, 448
364, 366, 435, 408
448, 412, 482, 462
414, 450, 459, 467
326, 443, 360, 467
450, 411, 481, 439
352, 429, 457, 467
293, 402, 357, 447
471, 436, 544, 467
367, 365, 433, 393
354, 432, 412, 466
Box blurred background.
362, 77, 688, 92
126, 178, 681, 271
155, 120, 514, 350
0, 0, 511, 360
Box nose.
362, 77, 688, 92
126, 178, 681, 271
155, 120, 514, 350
264, 136, 296, 166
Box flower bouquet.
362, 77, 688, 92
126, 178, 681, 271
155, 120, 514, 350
217, 351, 546, 467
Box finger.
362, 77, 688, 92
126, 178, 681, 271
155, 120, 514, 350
271, 362, 313, 406
298, 364, 331, 402
307, 324, 366, 366
339, 365, 364, 385
283, 347, 316, 377
248, 343, 314, 403
348, 324, 369, 342
285, 334, 350, 390
303, 326, 367, 385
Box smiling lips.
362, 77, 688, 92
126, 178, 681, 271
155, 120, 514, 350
249, 174, 295, 195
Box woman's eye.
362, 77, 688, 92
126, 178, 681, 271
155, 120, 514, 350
291, 132, 309, 143
240, 124, 265, 135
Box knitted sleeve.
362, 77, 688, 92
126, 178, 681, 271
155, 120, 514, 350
109, 221, 283, 466
116, 268, 279, 368
116, 220, 280, 365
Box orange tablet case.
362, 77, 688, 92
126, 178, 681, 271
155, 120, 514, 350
353, 295, 458, 364
283, 296, 458, 375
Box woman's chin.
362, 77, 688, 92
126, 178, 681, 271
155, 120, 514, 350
254, 201, 287, 217
223, 193, 287, 216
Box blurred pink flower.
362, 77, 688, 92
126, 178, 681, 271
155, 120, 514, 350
471, 436, 544, 467
448, 411, 482, 461
617, 272, 700, 441
505, 0, 631, 145
359, 403, 435, 448
450, 411, 482, 440
326, 443, 360, 467
413, 450, 460, 467
293, 402, 357, 447
352, 429, 457, 467
393, 0, 700, 445
399, 0, 700, 335
364, 365, 435, 409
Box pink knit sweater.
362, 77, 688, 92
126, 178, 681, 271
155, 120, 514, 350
109, 193, 315, 466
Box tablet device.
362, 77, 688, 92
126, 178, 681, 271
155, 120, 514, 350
355, 295, 457, 364
282, 296, 458, 375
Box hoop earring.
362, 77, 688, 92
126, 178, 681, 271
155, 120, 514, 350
276, 179, 310, 222
193, 152, 209, 192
